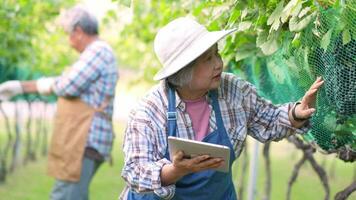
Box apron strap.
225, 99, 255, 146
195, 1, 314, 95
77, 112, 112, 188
165, 85, 177, 159
94, 95, 113, 121
210, 89, 236, 160
209, 90, 224, 141
167, 85, 177, 137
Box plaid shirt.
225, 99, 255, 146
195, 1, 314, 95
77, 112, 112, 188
53, 40, 118, 159
120, 73, 309, 199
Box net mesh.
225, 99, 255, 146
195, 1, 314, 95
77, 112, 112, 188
231, 3, 356, 157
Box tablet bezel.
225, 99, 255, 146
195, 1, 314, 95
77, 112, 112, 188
168, 136, 230, 173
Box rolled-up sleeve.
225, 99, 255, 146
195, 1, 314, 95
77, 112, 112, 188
53, 48, 102, 97
242, 82, 310, 142
121, 109, 176, 199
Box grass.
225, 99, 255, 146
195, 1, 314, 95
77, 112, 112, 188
0, 127, 355, 200
232, 139, 356, 200
0, 122, 126, 200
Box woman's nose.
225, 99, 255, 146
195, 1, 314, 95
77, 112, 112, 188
214, 56, 223, 70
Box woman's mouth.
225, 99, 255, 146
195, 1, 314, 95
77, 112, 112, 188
213, 73, 221, 80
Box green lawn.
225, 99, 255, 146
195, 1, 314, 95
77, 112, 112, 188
232, 141, 356, 200
0, 121, 355, 200
0, 122, 126, 200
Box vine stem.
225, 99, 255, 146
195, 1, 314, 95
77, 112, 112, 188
262, 142, 271, 200
287, 135, 330, 200
334, 181, 356, 200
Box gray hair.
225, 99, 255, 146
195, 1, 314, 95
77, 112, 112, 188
60, 6, 98, 35
167, 60, 195, 88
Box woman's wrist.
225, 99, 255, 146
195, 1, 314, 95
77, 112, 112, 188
289, 102, 307, 128
291, 102, 309, 122
169, 163, 189, 179
161, 163, 187, 186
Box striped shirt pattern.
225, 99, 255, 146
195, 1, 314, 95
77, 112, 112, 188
120, 72, 309, 199
53, 40, 118, 159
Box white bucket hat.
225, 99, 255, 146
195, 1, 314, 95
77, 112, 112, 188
153, 17, 237, 81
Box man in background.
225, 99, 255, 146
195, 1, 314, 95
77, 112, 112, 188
0, 6, 118, 200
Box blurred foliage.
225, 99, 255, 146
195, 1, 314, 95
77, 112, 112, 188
113, 0, 322, 82
0, 0, 76, 101
0, 0, 75, 83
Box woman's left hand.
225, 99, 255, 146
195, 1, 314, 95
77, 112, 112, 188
291, 77, 324, 123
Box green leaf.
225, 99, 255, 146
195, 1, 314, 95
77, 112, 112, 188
289, 12, 315, 32
291, 3, 303, 17
323, 113, 337, 131
298, 7, 310, 18
292, 32, 301, 47
259, 36, 278, 55
281, 0, 299, 23
321, 28, 333, 51
271, 18, 281, 31
256, 30, 268, 47
267, 1, 284, 26
285, 56, 301, 77
241, 8, 248, 20
342, 29, 351, 45
235, 50, 255, 61
335, 124, 354, 136
237, 21, 252, 32
257, 30, 279, 56
227, 9, 240, 28
268, 60, 286, 84
235, 44, 256, 61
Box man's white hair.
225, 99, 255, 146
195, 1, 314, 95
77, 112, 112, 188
59, 5, 99, 35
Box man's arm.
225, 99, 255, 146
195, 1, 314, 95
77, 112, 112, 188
21, 81, 38, 93
21, 77, 56, 95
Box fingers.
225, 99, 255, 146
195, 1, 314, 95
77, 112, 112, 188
173, 150, 185, 162
200, 158, 224, 169
302, 88, 318, 103
192, 155, 210, 163
172, 151, 224, 173
309, 77, 324, 90
190, 156, 224, 171
302, 77, 324, 106
297, 108, 316, 119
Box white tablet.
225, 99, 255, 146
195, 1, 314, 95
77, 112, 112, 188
168, 136, 230, 173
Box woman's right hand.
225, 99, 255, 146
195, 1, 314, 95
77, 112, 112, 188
172, 150, 224, 175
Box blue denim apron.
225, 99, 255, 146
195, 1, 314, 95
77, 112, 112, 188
127, 87, 237, 200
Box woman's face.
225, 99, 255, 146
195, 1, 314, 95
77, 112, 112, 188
189, 44, 223, 92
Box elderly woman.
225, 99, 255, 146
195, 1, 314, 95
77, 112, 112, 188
120, 17, 323, 200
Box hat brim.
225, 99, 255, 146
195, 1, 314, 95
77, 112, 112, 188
153, 28, 237, 81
